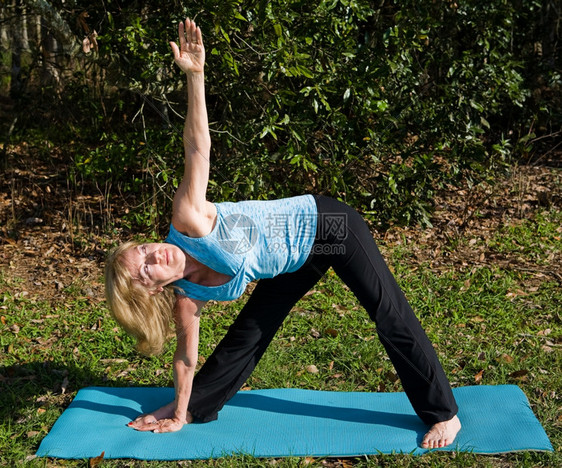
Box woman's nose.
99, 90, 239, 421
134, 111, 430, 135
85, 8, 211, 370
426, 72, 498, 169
148, 250, 162, 264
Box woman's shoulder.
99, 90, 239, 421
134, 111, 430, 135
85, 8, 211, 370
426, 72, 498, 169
171, 200, 217, 238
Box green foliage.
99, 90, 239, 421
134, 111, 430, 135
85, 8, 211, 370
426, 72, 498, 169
3, 0, 559, 229
73, 127, 182, 235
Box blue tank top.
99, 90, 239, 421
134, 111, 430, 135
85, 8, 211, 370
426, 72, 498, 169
165, 195, 318, 301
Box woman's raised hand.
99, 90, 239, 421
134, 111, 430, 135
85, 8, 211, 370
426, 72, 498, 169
170, 18, 205, 74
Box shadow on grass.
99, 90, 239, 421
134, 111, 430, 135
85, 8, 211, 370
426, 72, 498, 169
0, 360, 134, 426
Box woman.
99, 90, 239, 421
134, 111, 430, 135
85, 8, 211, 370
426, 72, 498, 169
105, 18, 461, 449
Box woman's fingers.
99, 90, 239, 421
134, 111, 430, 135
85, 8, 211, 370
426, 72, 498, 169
169, 41, 180, 59
186, 18, 196, 43
182, 18, 191, 44
128, 415, 185, 433
153, 418, 183, 433
176, 17, 204, 49
171, 18, 205, 72
128, 414, 159, 431
178, 21, 186, 49
179, 18, 202, 46
134, 421, 160, 431
186, 18, 192, 42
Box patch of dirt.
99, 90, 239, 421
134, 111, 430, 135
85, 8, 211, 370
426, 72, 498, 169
381, 163, 562, 286
0, 146, 107, 304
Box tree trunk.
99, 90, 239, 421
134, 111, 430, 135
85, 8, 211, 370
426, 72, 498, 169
22, 0, 79, 55
40, 16, 60, 89
9, 0, 24, 98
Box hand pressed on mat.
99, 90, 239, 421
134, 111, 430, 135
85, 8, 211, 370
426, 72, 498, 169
128, 401, 194, 433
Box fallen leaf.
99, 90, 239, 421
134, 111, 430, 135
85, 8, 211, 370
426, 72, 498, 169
324, 327, 338, 338
100, 358, 127, 364
26, 431, 39, 438
506, 289, 528, 299
89, 451, 105, 467
509, 369, 529, 380
474, 369, 484, 383
385, 371, 399, 383
90, 318, 101, 331
331, 303, 347, 315
305, 365, 319, 374
499, 353, 514, 363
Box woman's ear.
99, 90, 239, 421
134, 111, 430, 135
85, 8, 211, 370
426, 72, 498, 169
149, 286, 164, 295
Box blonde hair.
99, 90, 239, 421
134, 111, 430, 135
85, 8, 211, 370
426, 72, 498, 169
104, 241, 175, 356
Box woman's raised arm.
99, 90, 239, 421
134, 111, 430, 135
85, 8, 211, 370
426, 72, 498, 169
170, 19, 214, 235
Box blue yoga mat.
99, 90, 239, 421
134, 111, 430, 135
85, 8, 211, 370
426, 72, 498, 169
36, 385, 552, 460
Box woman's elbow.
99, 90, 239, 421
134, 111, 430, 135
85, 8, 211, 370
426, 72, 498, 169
174, 354, 197, 371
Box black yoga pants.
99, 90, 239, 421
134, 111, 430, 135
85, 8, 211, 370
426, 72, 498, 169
187, 195, 458, 425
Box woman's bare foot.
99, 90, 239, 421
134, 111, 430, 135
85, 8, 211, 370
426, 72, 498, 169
421, 415, 461, 449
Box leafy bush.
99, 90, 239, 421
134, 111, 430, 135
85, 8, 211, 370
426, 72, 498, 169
3, 0, 559, 229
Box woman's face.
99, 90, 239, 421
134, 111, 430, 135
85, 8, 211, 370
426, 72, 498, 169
122, 243, 185, 293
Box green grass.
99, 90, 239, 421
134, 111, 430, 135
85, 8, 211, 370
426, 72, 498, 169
1, 209, 560, 467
